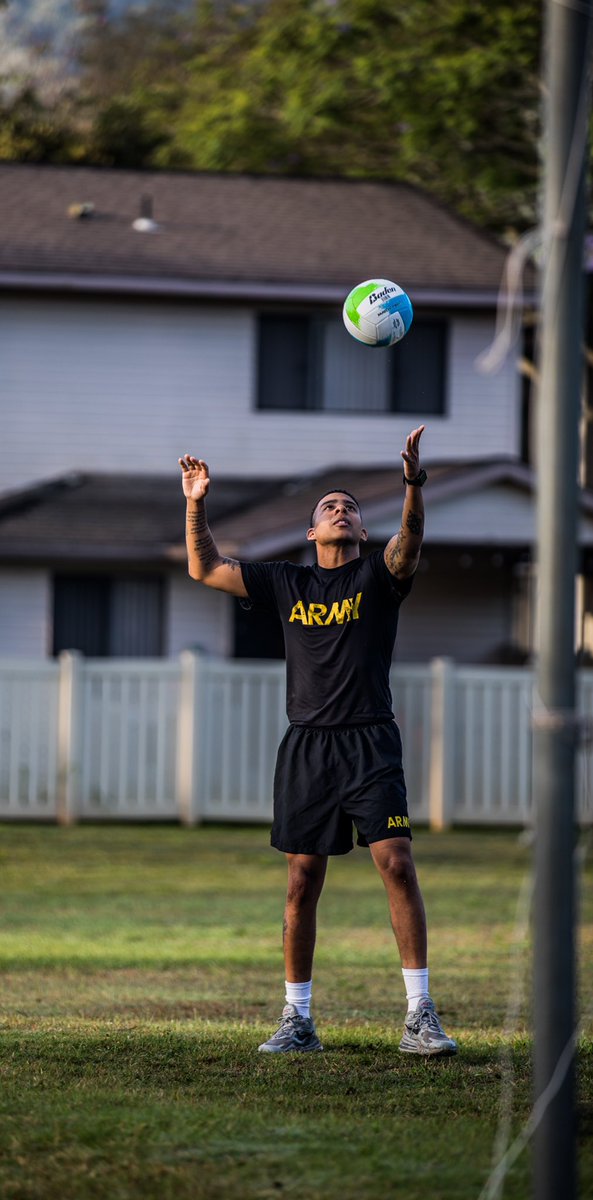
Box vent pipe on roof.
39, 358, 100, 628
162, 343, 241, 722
67, 202, 95, 220
132, 193, 159, 233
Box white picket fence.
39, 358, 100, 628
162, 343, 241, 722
0, 652, 592, 827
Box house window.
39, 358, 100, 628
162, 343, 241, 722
258, 315, 313, 410
53, 575, 163, 657
256, 313, 447, 415
390, 319, 447, 415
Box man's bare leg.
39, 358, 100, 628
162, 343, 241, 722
283, 853, 328, 980
258, 853, 327, 1053
369, 838, 427, 965
369, 837, 456, 1055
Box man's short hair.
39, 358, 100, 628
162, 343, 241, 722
309, 489, 361, 527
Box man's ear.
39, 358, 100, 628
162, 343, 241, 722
361, 527, 368, 542
306, 527, 316, 542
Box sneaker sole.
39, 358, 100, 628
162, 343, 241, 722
258, 1041, 324, 1054
398, 1038, 457, 1057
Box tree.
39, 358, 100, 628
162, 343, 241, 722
0, 0, 544, 233
0, 86, 82, 163
77, 0, 197, 168
390, 0, 541, 231
156, 0, 542, 232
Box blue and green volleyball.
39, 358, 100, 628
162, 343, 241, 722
342, 278, 414, 347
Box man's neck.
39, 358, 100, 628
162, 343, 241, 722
315, 545, 361, 569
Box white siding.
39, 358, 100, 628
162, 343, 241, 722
447, 318, 520, 461
1, 297, 253, 492
166, 571, 232, 659
373, 485, 538, 547
0, 570, 50, 656
1, 298, 520, 496
371, 482, 593, 548
422, 485, 536, 544
0, 567, 233, 661
396, 563, 513, 664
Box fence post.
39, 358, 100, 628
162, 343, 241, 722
57, 650, 83, 825
429, 657, 456, 830
176, 650, 203, 826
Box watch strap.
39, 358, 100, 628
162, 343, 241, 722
403, 468, 427, 487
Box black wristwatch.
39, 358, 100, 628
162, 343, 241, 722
403, 468, 427, 487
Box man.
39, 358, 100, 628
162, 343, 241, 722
179, 426, 456, 1058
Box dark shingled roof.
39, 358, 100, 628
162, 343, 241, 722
0, 473, 282, 564
210, 460, 543, 557
3, 461, 586, 565
0, 163, 514, 301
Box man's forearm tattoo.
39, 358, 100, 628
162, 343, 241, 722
187, 506, 220, 572
406, 510, 424, 537
187, 505, 240, 572
188, 506, 208, 534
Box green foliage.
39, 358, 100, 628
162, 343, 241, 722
0, 0, 543, 231
155, 0, 542, 230
0, 86, 82, 163
391, 0, 542, 230
90, 97, 170, 167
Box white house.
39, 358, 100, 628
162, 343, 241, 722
2, 162, 592, 664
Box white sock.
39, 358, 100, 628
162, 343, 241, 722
285, 979, 313, 1018
402, 967, 430, 1013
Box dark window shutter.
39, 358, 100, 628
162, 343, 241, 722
390, 320, 448, 415
257, 315, 311, 410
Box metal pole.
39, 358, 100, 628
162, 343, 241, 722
533, 2, 592, 1197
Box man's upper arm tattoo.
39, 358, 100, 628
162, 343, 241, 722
385, 530, 404, 573
385, 505, 424, 575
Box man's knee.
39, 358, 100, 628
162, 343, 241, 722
286, 856, 326, 907
372, 839, 417, 887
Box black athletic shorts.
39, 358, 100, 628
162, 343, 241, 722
271, 720, 411, 856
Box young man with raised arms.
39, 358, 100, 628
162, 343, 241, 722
179, 426, 456, 1057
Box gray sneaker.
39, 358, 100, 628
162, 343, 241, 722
399, 998, 457, 1057
258, 1003, 323, 1053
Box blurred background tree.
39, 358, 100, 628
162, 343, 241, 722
0, 0, 542, 235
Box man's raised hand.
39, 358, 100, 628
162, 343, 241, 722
179, 455, 210, 501
180, 454, 248, 598
401, 425, 425, 480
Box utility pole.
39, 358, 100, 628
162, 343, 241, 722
533, 0, 593, 1197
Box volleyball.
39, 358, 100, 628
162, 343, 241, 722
342, 279, 414, 348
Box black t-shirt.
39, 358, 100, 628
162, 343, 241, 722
240, 550, 414, 726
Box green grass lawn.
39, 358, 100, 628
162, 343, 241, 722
0, 824, 591, 1200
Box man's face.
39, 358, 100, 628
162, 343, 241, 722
307, 493, 367, 547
